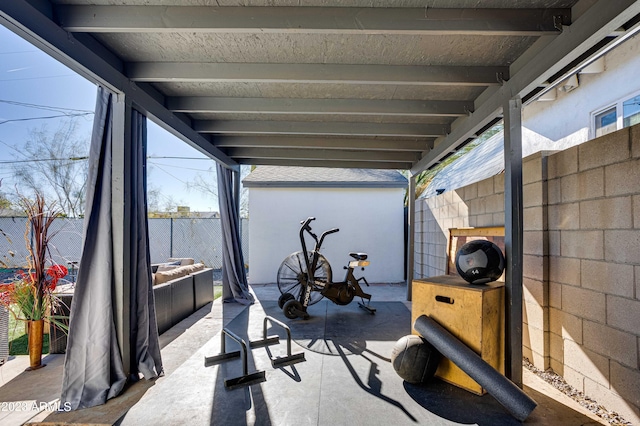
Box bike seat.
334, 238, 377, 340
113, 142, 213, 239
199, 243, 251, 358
349, 252, 368, 261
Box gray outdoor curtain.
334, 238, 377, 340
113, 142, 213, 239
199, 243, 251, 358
216, 164, 254, 305
129, 108, 163, 380
60, 87, 162, 410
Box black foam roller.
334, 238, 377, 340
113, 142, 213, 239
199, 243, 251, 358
414, 315, 537, 421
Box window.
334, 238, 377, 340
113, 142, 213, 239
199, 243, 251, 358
594, 107, 617, 137
592, 90, 640, 138
623, 95, 640, 127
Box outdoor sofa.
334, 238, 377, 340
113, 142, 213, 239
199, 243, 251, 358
50, 258, 214, 353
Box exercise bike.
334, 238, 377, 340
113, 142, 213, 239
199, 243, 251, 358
276, 217, 376, 319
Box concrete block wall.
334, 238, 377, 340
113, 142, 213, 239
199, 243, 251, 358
414, 173, 504, 278
414, 155, 548, 372
546, 126, 640, 423
521, 153, 550, 371
414, 124, 640, 422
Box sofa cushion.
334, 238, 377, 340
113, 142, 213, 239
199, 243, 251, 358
181, 263, 205, 274
154, 266, 189, 285
153, 263, 206, 285
156, 260, 182, 273
168, 257, 195, 266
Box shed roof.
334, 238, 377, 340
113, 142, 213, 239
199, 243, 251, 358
243, 166, 407, 188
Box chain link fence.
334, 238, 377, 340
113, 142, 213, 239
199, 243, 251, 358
1, 217, 249, 270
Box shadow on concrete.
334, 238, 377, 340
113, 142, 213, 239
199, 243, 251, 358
158, 301, 214, 349
209, 302, 274, 426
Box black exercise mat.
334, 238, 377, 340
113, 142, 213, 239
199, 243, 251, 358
258, 300, 411, 355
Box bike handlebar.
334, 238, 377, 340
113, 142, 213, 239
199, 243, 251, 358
299, 217, 340, 253
298, 218, 339, 282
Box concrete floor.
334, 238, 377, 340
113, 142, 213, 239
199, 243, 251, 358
0, 283, 606, 425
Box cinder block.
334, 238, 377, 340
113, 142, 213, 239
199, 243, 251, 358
583, 320, 638, 368
550, 356, 565, 377
549, 256, 581, 287
523, 230, 544, 256
523, 323, 546, 357
463, 183, 478, 201
577, 168, 605, 200
451, 216, 468, 230
549, 332, 564, 365
527, 348, 548, 370
636, 265, 640, 301
523, 344, 534, 363
548, 231, 561, 256
456, 201, 469, 220
524, 206, 544, 231
524, 301, 547, 331
442, 190, 456, 205
548, 203, 579, 230
632, 123, 640, 158
562, 286, 606, 323
548, 146, 578, 179
563, 339, 610, 387
561, 174, 579, 203
493, 173, 505, 194
584, 377, 640, 425
477, 177, 494, 197
492, 212, 504, 225
524, 181, 544, 208
549, 307, 583, 344
548, 178, 562, 205
561, 230, 604, 260
524, 277, 546, 306
580, 197, 632, 230
605, 230, 640, 264
563, 365, 585, 393
475, 213, 494, 227
634, 195, 640, 229
468, 197, 486, 215
484, 193, 503, 213
579, 127, 630, 170
610, 360, 640, 407
605, 159, 640, 197
607, 295, 640, 335
523, 155, 543, 185
523, 254, 545, 281
549, 281, 563, 309
581, 260, 634, 298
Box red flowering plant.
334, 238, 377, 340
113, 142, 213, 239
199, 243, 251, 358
0, 193, 69, 330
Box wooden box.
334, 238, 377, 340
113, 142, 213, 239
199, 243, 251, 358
411, 275, 504, 395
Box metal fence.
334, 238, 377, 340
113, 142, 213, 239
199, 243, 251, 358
0, 217, 248, 270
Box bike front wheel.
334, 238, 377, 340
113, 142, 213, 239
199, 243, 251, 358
277, 251, 332, 306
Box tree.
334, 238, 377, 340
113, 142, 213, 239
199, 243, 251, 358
0, 179, 11, 210
185, 164, 251, 217
11, 119, 89, 217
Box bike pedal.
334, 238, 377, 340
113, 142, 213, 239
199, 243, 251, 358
358, 302, 376, 315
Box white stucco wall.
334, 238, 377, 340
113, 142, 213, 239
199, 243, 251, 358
523, 33, 640, 150
248, 187, 405, 284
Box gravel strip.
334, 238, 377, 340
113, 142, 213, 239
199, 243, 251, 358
524, 359, 632, 426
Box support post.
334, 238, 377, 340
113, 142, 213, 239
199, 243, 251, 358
503, 97, 524, 387
406, 174, 416, 301
112, 93, 132, 376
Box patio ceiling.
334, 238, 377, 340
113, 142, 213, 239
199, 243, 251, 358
2, 1, 640, 173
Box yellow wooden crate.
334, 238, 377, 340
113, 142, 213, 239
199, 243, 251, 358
411, 275, 505, 395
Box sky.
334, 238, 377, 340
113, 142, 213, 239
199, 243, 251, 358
0, 24, 220, 213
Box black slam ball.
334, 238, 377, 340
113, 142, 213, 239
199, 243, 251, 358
391, 335, 441, 384
455, 239, 505, 284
